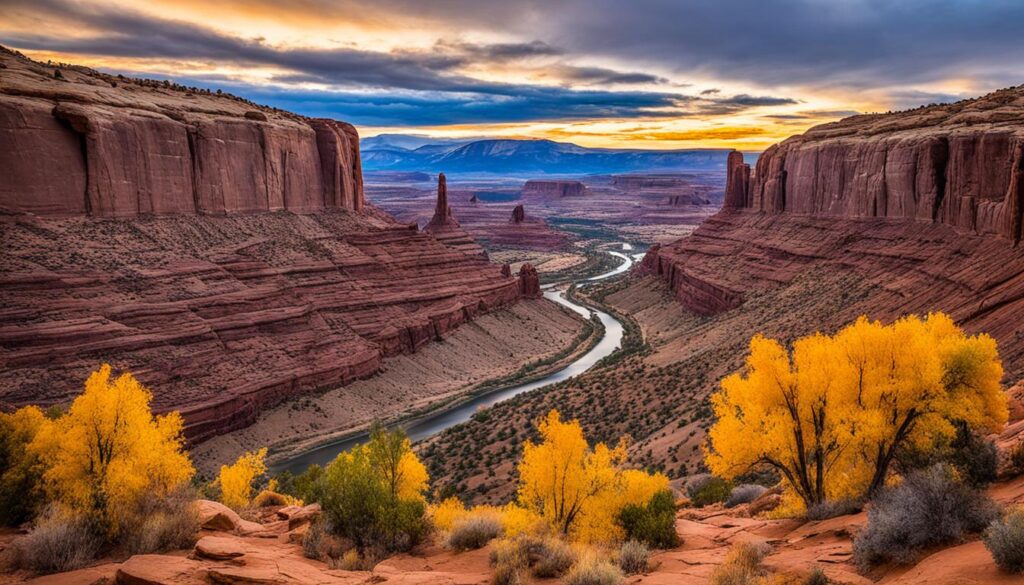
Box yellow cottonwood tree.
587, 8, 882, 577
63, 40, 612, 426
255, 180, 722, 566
518, 409, 669, 542
706, 313, 1006, 508
217, 448, 268, 510
30, 364, 194, 534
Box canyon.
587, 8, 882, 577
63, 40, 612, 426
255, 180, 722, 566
365, 170, 721, 255
643, 86, 1024, 369
424, 86, 1024, 503
0, 47, 555, 445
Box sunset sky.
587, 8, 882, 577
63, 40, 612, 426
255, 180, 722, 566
3, 0, 1023, 150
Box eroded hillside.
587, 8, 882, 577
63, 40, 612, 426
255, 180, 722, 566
0, 47, 546, 443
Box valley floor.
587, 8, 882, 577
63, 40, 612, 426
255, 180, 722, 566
190, 298, 589, 476
421, 269, 883, 502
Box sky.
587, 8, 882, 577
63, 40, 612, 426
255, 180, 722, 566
2, 0, 1023, 150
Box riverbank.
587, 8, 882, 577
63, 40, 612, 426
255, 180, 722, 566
189, 298, 591, 477
265, 246, 636, 476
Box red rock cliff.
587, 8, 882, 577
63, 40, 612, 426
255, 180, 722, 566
642, 86, 1024, 372
0, 48, 363, 217
726, 88, 1024, 240
0, 48, 526, 441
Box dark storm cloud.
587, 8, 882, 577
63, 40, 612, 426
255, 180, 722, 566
0, 0, 804, 126
152, 76, 688, 126
437, 39, 564, 60
522, 0, 1024, 90
0, 0, 642, 94
553, 65, 670, 86
156, 0, 1024, 91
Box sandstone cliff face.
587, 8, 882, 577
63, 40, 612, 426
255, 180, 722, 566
0, 49, 524, 441
0, 48, 363, 217
727, 87, 1024, 241
641, 86, 1024, 370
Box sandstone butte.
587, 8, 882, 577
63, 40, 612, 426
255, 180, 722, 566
0, 47, 541, 442
640, 85, 1024, 370
522, 179, 588, 198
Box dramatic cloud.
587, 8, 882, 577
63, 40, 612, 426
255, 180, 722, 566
2, 0, 1019, 147
0, 0, 799, 128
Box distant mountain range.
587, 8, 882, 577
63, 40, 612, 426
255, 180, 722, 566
359, 134, 734, 175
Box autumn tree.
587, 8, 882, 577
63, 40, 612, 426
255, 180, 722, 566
29, 364, 195, 535
217, 448, 268, 510
0, 405, 48, 525
518, 410, 669, 543
706, 313, 1007, 509
318, 425, 429, 552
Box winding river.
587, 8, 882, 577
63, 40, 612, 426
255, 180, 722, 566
275, 245, 636, 474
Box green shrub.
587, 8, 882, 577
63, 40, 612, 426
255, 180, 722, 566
0, 407, 47, 526
984, 507, 1024, 574
948, 422, 999, 486
617, 539, 649, 575
317, 427, 428, 554
292, 464, 326, 504
853, 464, 998, 569
897, 421, 998, 486
687, 475, 731, 507
616, 489, 679, 548
1009, 442, 1024, 476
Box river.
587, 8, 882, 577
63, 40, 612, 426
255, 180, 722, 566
275, 244, 636, 474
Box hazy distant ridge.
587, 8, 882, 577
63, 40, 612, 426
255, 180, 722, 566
360, 135, 732, 174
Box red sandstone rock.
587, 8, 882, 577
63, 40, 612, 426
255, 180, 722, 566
645, 87, 1024, 367
510, 204, 526, 224
730, 88, 1024, 241
723, 150, 751, 210
428, 173, 456, 228
522, 179, 587, 197
423, 173, 487, 258
193, 536, 246, 561
0, 50, 528, 443
517, 264, 541, 299
0, 48, 364, 217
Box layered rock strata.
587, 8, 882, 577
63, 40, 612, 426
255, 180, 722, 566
726, 88, 1024, 240
0, 48, 524, 441
0, 49, 363, 218
642, 86, 1024, 368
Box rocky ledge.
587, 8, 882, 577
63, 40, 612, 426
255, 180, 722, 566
0, 46, 364, 217
642, 86, 1024, 373
0, 48, 534, 443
